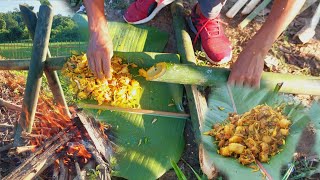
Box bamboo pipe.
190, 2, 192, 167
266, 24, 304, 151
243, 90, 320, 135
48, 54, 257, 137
145, 62, 320, 95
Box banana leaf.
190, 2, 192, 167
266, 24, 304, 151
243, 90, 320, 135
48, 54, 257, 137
71, 16, 186, 179
200, 85, 312, 179
308, 103, 320, 168
72, 13, 169, 52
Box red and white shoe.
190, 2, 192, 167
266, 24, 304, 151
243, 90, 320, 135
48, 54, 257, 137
191, 4, 232, 64
123, 0, 174, 24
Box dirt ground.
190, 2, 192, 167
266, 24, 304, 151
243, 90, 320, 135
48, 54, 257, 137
1, 0, 320, 179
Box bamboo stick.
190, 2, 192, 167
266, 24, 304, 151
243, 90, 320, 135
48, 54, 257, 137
238, 0, 272, 29
171, 1, 216, 179
79, 103, 190, 119
226, 0, 249, 18
145, 62, 320, 95
19, 5, 71, 118
14, 5, 54, 147
241, 0, 261, 15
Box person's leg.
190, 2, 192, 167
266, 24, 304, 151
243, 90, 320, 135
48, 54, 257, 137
197, 0, 226, 19
191, 0, 232, 64
123, 0, 175, 24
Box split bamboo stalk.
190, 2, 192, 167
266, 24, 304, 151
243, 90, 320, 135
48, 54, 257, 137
226, 0, 249, 18
241, 0, 261, 15
171, 1, 216, 179
14, 4, 54, 147
145, 62, 320, 95
0, 57, 67, 71
19, 5, 71, 118
238, 0, 272, 29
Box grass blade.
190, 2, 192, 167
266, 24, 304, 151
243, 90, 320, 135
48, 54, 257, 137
171, 159, 187, 180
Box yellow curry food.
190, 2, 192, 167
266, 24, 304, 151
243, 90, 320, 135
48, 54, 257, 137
206, 105, 291, 165
62, 54, 141, 107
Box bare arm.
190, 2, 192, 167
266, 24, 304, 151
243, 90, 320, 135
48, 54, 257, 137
228, 0, 306, 87
83, 0, 113, 79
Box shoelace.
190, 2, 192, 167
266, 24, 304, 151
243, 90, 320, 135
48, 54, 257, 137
193, 19, 227, 46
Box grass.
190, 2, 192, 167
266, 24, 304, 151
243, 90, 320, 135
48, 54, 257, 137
0, 41, 88, 59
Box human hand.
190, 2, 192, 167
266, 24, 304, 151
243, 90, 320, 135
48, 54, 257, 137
87, 22, 113, 79
228, 42, 267, 88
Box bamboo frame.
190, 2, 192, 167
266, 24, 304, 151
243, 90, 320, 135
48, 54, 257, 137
13, 5, 54, 146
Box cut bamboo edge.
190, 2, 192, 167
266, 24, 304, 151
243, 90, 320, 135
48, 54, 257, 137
145, 62, 320, 96
79, 103, 190, 119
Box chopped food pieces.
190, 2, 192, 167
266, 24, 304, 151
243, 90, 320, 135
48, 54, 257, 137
62, 54, 141, 107
206, 105, 291, 165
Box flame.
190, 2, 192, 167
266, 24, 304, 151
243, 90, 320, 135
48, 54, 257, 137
66, 142, 92, 159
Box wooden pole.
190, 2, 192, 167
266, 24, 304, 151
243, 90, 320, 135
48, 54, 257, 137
14, 5, 54, 146
19, 5, 71, 118
171, 1, 217, 179
0, 57, 67, 71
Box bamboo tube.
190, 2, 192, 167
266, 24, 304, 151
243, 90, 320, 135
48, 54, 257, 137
238, 0, 272, 29
226, 0, 249, 18
241, 0, 261, 15
145, 62, 320, 95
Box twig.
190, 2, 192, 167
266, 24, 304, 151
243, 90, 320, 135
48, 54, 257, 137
21, 132, 48, 139
53, 161, 59, 180
75, 160, 84, 180
15, 145, 37, 154
0, 98, 42, 117
0, 123, 14, 128
59, 157, 67, 180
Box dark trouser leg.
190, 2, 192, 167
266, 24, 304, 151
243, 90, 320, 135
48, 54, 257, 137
197, 0, 227, 19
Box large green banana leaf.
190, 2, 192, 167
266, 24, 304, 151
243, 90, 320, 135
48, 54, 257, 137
201, 85, 312, 179
72, 13, 169, 52
71, 15, 186, 179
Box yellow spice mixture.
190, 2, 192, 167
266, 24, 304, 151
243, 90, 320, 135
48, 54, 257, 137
62, 54, 141, 107
207, 105, 291, 165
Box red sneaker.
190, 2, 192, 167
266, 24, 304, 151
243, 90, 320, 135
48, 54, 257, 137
191, 4, 232, 64
123, 0, 174, 24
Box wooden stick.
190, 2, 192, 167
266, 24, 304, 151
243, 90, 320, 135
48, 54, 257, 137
226, 0, 249, 18
3, 130, 73, 180
238, 0, 272, 29
0, 57, 67, 71
79, 103, 190, 119
241, 0, 261, 15
14, 5, 54, 147
53, 161, 59, 180
59, 157, 67, 180
296, 1, 320, 43
77, 113, 112, 162
0, 123, 14, 128
82, 141, 111, 180
15, 145, 37, 154
171, 1, 214, 179
75, 160, 84, 180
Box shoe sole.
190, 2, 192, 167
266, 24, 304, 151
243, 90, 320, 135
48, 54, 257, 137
201, 46, 232, 65
187, 16, 232, 65
123, 0, 174, 24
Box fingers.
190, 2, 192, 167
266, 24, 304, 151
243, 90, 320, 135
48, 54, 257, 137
87, 52, 96, 77
102, 52, 112, 80
93, 53, 103, 79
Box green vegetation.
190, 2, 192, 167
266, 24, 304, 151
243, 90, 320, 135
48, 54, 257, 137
0, 10, 80, 42
0, 41, 87, 59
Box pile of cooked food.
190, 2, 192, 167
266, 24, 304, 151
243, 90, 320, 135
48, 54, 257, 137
206, 105, 291, 165
62, 54, 141, 107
